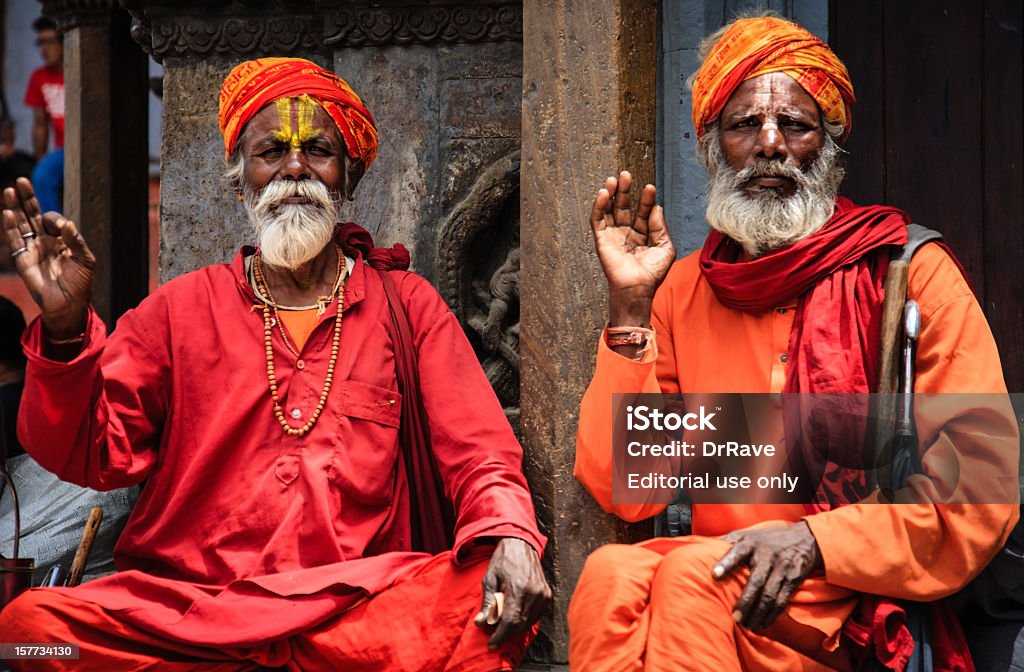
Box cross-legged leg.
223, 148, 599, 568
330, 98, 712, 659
568, 543, 664, 672
0, 588, 281, 671
289, 551, 536, 672
569, 537, 856, 672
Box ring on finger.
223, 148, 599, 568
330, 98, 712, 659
20, 231, 35, 239
11, 246, 28, 258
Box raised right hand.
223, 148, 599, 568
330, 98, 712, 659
590, 171, 675, 327
2, 177, 94, 339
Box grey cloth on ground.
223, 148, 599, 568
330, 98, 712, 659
0, 453, 138, 585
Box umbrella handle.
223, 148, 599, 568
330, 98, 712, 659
0, 408, 17, 561
0, 464, 19, 562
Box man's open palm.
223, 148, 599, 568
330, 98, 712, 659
590, 171, 675, 326
2, 177, 93, 338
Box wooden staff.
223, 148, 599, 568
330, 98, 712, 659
66, 507, 103, 587
877, 260, 910, 395
869, 259, 910, 492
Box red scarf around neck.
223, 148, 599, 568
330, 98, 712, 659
699, 196, 909, 394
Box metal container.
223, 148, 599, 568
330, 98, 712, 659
0, 556, 34, 607
0, 465, 34, 608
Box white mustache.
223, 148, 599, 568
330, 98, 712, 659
251, 179, 335, 212
740, 160, 803, 180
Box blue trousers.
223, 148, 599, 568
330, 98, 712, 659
31, 148, 63, 214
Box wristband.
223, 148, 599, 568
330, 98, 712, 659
606, 326, 654, 359
45, 332, 86, 345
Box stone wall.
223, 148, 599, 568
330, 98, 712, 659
333, 40, 522, 282
335, 39, 524, 425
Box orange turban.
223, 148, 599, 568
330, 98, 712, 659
218, 57, 378, 168
691, 17, 855, 140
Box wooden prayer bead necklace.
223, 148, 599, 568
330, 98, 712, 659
252, 250, 344, 358
252, 246, 346, 437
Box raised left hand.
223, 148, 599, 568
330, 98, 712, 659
474, 537, 551, 649
713, 522, 823, 631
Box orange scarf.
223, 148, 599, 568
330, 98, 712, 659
691, 16, 855, 139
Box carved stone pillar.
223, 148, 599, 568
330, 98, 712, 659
41, 0, 149, 327
520, 0, 658, 661
119, 0, 324, 282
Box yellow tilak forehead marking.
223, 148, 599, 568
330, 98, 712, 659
272, 95, 323, 149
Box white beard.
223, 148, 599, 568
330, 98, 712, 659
245, 179, 340, 270
703, 129, 845, 257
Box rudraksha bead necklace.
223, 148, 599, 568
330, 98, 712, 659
252, 246, 346, 437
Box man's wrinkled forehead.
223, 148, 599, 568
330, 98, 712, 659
719, 73, 823, 123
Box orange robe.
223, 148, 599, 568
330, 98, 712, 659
571, 243, 1019, 670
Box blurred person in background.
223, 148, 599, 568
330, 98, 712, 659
24, 16, 64, 214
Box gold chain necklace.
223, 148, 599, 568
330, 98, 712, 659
252, 247, 346, 437
249, 263, 345, 313
253, 250, 344, 359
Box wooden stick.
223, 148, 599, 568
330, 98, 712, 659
869, 260, 910, 493
66, 507, 103, 587
877, 261, 910, 395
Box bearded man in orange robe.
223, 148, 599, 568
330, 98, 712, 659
570, 15, 1018, 672
0, 58, 549, 671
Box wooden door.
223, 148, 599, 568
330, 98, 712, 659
830, 0, 1024, 392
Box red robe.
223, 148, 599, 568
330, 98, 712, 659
13, 244, 545, 648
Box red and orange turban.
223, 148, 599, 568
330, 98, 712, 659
218, 57, 378, 168
691, 16, 855, 140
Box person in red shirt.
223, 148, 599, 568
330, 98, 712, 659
23, 16, 64, 214
0, 58, 550, 670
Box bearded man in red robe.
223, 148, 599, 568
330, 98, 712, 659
0, 57, 549, 671
571, 15, 1018, 672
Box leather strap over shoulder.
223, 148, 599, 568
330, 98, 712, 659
895, 223, 943, 264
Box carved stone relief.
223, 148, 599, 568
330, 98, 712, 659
118, 1, 522, 60
437, 151, 521, 420
323, 6, 522, 46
